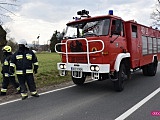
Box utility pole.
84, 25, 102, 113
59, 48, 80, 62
37, 35, 40, 45
37, 34, 40, 51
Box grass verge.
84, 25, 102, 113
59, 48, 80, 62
0, 52, 71, 89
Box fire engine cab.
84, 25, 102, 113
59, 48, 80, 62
55, 10, 160, 91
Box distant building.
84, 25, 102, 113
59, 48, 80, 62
28, 43, 50, 52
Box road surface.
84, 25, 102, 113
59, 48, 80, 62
1, 66, 160, 120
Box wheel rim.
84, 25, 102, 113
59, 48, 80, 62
121, 71, 126, 81
120, 66, 126, 88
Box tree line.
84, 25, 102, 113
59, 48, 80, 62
151, 0, 160, 27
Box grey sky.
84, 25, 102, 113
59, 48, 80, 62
3, 0, 157, 44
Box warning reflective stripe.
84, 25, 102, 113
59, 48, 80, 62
10, 63, 15, 67
26, 69, 33, 73
16, 69, 33, 74
31, 91, 37, 95
16, 70, 23, 74
4, 73, 9, 77
16, 55, 23, 59
4, 60, 8, 65
4, 73, 15, 77
26, 54, 32, 60
21, 93, 28, 97
34, 62, 38, 65
10, 74, 15, 77
16, 87, 20, 91
1, 88, 7, 92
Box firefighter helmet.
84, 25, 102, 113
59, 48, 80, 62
2, 45, 12, 52
18, 39, 29, 48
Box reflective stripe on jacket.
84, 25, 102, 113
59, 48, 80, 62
10, 48, 38, 74
1, 54, 14, 77
1, 88, 7, 92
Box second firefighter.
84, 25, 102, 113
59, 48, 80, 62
1, 45, 20, 95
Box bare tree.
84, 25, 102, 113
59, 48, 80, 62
0, 0, 17, 24
7, 39, 18, 51
0, 0, 17, 62
151, 0, 160, 27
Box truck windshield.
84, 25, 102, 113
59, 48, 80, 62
64, 18, 110, 38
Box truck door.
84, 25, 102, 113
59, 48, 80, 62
131, 25, 141, 67
110, 19, 126, 60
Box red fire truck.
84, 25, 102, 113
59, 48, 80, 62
55, 10, 160, 91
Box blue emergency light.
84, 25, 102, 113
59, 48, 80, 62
109, 10, 113, 15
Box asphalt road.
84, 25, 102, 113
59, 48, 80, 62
1, 66, 160, 120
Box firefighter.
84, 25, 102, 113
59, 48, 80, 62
10, 39, 39, 100
1, 45, 20, 96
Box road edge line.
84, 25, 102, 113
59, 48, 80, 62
115, 87, 160, 120
0, 80, 96, 106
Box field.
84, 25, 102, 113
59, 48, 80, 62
0, 52, 71, 89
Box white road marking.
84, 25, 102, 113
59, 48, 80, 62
0, 99, 21, 106
0, 80, 96, 106
39, 84, 76, 95
40, 80, 96, 95
0, 84, 76, 106
115, 87, 160, 120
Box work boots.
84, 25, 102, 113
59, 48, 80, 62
31, 93, 39, 97
22, 95, 28, 100
21, 93, 39, 100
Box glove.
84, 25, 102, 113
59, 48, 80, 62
34, 69, 37, 74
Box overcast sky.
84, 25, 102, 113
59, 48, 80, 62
2, 0, 157, 45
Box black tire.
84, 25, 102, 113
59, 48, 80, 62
72, 73, 86, 85
114, 63, 127, 92
142, 65, 148, 76
142, 61, 158, 76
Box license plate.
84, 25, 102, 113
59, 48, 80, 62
71, 67, 83, 71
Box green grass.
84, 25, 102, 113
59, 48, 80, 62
0, 52, 71, 88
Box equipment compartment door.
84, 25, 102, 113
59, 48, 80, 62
130, 25, 141, 68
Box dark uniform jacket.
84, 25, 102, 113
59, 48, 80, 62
10, 48, 38, 75
1, 53, 13, 77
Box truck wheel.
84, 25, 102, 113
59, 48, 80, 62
142, 60, 158, 76
148, 60, 158, 76
142, 65, 148, 76
114, 63, 126, 92
72, 73, 86, 85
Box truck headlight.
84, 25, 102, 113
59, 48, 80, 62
59, 64, 66, 69
95, 66, 100, 71
90, 66, 95, 71
60, 64, 64, 69
90, 65, 100, 71
63, 65, 66, 69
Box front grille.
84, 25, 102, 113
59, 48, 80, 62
69, 56, 87, 63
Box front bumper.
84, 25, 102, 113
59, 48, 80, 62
57, 62, 110, 80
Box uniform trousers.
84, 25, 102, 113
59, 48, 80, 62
1, 76, 19, 90
17, 74, 37, 94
